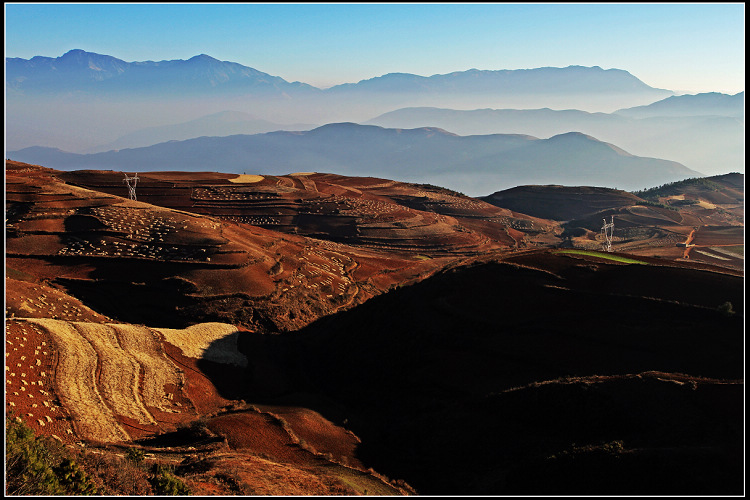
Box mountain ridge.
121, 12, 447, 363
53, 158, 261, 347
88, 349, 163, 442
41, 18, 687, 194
7, 49, 673, 97
7, 123, 700, 196
615, 91, 744, 118
6, 49, 683, 152
364, 96, 743, 177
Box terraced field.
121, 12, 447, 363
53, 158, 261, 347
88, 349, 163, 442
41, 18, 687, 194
6, 318, 249, 442
5, 161, 743, 495
58, 169, 553, 255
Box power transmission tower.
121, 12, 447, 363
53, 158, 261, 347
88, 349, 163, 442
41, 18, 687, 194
123, 172, 139, 201
601, 215, 614, 252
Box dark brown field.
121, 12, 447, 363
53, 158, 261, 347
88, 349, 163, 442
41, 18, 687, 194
5, 160, 744, 495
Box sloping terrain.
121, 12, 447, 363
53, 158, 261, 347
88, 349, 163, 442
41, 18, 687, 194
5, 160, 744, 495
6, 161, 468, 331
56, 169, 556, 253
245, 251, 743, 495
4, 315, 411, 495
482, 175, 744, 272
481, 185, 643, 221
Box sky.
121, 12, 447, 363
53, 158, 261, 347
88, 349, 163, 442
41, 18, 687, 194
4, 3, 746, 94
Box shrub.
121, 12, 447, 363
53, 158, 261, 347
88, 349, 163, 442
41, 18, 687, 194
78, 449, 152, 495
717, 301, 735, 317
150, 464, 191, 495
5, 417, 65, 495
125, 446, 146, 465
6, 416, 96, 495
671, 198, 699, 207
54, 457, 99, 495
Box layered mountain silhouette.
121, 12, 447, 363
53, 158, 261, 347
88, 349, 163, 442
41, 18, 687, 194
7, 50, 671, 99
615, 91, 744, 118
6, 49, 319, 96
7, 123, 700, 195
6, 50, 679, 153
365, 95, 744, 177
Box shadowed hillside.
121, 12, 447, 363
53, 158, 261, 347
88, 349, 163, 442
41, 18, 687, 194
5, 161, 744, 495
234, 251, 744, 495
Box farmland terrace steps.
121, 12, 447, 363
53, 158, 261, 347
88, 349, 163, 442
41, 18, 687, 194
54, 169, 534, 257
7, 316, 416, 495
6, 318, 256, 443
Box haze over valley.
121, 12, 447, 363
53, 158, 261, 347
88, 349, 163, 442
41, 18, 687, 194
5, 3, 744, 496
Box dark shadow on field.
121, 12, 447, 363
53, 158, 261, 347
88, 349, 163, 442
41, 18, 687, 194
207, 253, 744, 495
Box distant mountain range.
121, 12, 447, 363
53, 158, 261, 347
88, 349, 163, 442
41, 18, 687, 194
365, 93, 744, 177
614, 91, 745, 118
5, 49, 319, 96
7, 49, 672, 98
327, 65, 668, 94
5, 50, 679, 153
7, 123, 700, 196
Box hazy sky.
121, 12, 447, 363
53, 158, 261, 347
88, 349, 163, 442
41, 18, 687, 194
4, 3, 745, 94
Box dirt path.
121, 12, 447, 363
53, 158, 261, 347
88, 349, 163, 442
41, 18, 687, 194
682, 228, 697, 258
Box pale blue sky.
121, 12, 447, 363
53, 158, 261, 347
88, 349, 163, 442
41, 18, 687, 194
4, 3, 745, 93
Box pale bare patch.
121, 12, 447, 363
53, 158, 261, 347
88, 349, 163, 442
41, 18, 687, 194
289, 172, 316, 176
24, 318, 130, 443
697, 200, 717, 209
72, 323, 156, 425
110, 323, 183, 412
153, 323, 247, 367
228, 174, 264, 184
694, 249, 730, 261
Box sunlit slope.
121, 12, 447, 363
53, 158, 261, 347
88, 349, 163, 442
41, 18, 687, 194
6, 161, 458, 331
57, 168, 556, 252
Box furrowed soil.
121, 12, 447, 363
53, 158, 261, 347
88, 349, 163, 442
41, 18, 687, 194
5, 161, 744, 495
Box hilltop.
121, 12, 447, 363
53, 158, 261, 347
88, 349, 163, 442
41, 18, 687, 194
481, 175, 743, 269
615, 91, 744, 118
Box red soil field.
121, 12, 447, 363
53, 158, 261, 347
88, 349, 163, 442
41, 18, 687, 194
5, 160, 743, 495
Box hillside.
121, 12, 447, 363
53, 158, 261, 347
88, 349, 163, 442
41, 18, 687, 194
7, 123, 701, 196
481, 175, 744, 270
5, 160, 744, 495
6, 162, 476, 332
261, 252, 743, 494
481, 185, 643, 221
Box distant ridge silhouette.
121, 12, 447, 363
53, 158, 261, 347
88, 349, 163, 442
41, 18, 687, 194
8, 123, 700, 195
